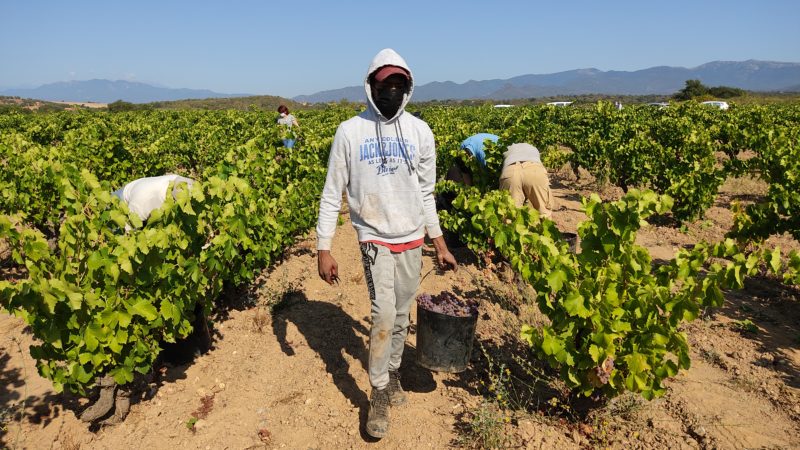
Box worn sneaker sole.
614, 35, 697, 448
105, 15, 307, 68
366, 423, 388, 439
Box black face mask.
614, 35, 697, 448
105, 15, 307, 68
374, 87, 405, 119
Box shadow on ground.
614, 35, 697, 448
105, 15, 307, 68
718, 275, 800, 389
272, 293, 370, 408
0, 343, 82, 447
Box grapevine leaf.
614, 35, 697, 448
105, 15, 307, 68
84, 323, 103, 351
160, 300, 181, 323
768, 247, 781, 274
106, 263, 120, 282
540, 332, 564, 356
128, 300, 158, 321
119, 258, 133, 275
87, 251, 105, 272
625, 352, 651, 375
109, 210, 128, 228
110, 366, 134, 385
563, 292, 591, 318
546, 269, 567, 293
588, 344, 603, 363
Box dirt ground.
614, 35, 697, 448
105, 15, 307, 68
1, 173, 799, 449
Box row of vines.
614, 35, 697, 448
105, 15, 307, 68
429, 102, 800, 399
0, 108, 353, 394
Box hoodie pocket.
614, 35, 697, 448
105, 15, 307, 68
359, 190, 422, 237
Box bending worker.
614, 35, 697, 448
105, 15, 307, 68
446, 133, 498, 186
112, 174, 195, 222
499, 143, 554, 219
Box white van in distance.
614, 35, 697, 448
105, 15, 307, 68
700, 101, 730, 110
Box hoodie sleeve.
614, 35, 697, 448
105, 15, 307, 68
316, 124, 350, 251
417, 123, 443, 239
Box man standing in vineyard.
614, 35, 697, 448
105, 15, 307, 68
316, 48, 457, 439
277, 104, 299, 148
499, 143, 554, 218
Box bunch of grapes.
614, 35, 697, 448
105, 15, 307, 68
593, 357, 615, 385
416, 290, 478, 317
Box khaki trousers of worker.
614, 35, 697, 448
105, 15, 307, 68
499, 161, 554, 219
359, 242, 422, 390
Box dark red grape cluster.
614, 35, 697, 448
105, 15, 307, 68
593, 356, 615, 385
416, 290, 478, 317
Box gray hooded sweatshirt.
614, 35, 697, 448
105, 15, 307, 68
316, 48, 443, 250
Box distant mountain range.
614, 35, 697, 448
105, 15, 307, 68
2, 60, 798, 104
0, 79, 249, 104
294, 60, 800, 103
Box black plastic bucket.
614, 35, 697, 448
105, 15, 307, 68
415, 305, 478, 373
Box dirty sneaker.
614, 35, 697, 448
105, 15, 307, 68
387, 370, 407, 406
366, 387, 390, 439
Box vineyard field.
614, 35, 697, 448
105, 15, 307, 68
1, 103, 799, 448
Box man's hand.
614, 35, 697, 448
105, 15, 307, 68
318, 250, 339, 285
431, 236, 458, 272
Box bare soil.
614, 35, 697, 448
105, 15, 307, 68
1, 173, 798, 449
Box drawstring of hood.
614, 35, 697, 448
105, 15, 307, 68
374, 120, 386, 168
395, 120, 414, 175
372, 116, 415, 176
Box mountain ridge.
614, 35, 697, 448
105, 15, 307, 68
294, 59, 800, 103
0, 79, 250, 104
2, 60, 798, 104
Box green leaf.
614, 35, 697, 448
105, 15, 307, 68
563, 291, 591, 318
160, 300, 181, 322
128, 300, 158, 321
604, 283, 620, 305
768, 247, 781, 274
546, 269, 567, 293
588, 344, 603, 363
117, 310, 132, 327
109, 210, 128, 228
72, 363, 93, 384
106, 263, 120, 282
87, 251, 105, 272
110, 366, 134, 385
662, 360, 678, 378
84, 323, 103, 351
493, 230, 506, 249
61, 289, 81, 309
119, 258, 133, 275
540, 332, 564, 356
520, 325, 535, 346
625, 352, 651, 374
650, 333, 669, 346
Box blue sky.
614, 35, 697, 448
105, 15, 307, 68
2, 1, 798, 97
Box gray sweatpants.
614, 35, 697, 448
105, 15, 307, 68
359, 242, 422, 390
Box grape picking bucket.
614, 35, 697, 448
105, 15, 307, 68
415, 304, 478, 373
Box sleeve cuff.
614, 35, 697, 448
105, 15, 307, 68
426, 225, 443, 240
317, 237, 333, 251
